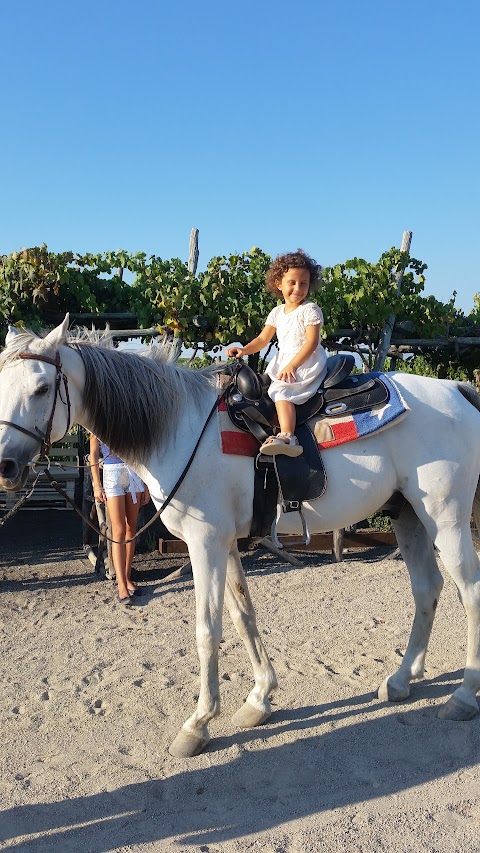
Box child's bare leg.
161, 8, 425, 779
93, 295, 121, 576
275, 400, 296, 436
260, 400, 302, 456
124, 492, 142, 589
107, 495, 129, 599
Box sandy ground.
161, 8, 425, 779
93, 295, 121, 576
0, 510, 479, 853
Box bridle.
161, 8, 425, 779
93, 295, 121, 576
0, 351, 71, 460
0, 348, 227, 545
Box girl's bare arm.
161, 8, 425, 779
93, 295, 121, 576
227, 324, 276, 358
89, 435, 105, 499
277, 324, 320, 382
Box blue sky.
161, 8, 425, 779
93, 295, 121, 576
1, 0, 478, 314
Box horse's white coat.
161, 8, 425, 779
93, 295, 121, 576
0, 317, 479, 756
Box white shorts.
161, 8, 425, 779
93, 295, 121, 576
102, 463, 145, 503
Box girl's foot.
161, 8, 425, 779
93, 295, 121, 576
118, 594, 133, 606
127, 585, 143, 597
260, 433, 303, 457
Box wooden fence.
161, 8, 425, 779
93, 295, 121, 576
0, 432, 81, 511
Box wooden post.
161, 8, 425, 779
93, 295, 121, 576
188, 228, 199, 276
334, 231, 411, 556
373, 230, 412, 371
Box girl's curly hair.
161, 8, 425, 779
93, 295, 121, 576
265, 249, 322, 295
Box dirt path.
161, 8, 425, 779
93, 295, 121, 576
0, 511, 479, 852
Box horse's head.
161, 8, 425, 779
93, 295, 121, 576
0, 316, 71, 490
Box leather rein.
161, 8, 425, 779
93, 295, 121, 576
0, 349, 225, 545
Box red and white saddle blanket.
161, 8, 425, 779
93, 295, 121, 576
219, 375, 409, 456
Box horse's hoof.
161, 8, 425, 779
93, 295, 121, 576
232, 701, 271, 729
168, 730, 209, 758
438, 695, 479, 721
378, 676, 410, 702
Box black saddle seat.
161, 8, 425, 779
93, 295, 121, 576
232, 353, 355, 403
225, 354, 389, 440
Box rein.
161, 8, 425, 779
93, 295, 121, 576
42, 390, 225, 545
0, 346, 226, 545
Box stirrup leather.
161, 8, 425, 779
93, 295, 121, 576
270, 454, 312, 547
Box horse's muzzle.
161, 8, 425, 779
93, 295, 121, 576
0, 458, 29, 490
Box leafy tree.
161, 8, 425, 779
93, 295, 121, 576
0, 245, 134, 334
396, 352, 469, 381
1, 244, 478, 381
129, 248, 273, 366
319, 248, 438, 340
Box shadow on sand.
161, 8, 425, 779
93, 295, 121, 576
1, 676, 478, 851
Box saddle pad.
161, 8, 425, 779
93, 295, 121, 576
218, 397, 259, 456
310, 375, 409, 449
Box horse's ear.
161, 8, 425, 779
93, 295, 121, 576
5, 325, 21, 345
43, 315, 70, 349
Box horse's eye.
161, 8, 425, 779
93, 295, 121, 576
35, 384, 50, 397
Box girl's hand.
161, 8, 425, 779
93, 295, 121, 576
140, 487, 150, 506
93, 486, 106, 503
227, 346, 244, 358
277, 362, 298, 383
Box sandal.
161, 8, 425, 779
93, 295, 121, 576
127, 586, 144, 597
260, 433, 303, 458
118, 595, 133, 606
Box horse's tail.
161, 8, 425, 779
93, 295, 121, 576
457, 380, 480, 413
474, 486, 480, 540
457, 382, 480, 538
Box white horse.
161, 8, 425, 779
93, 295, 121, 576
0, 316, 479, 758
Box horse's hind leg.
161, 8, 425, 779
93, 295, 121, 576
378, 502, 444, 703
224, 545, 278, 728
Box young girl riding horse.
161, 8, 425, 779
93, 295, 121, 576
227, 249, 327, 457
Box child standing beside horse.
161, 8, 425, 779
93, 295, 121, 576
227, 249, 327, 457
89, 435, 150, 605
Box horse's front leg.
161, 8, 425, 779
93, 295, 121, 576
224, 545, 277, 728
378, 503, 444, 702
169, 539, 227, 758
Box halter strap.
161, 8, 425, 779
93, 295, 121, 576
0, 350, 71, 457
18, 352, 62, 368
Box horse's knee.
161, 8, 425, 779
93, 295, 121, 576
196, 624, 222, 657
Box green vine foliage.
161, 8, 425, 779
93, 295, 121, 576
1, 244, 477, 380
319, 248, 434, 335
396, 353, 469, 382
129, 248, 273, 350
0, 246, 134, 332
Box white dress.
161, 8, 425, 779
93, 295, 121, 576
265, 301, 327, 404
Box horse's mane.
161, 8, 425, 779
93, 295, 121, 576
0, 327, 222, 464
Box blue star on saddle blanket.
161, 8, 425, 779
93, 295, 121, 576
311, 374, 410, 449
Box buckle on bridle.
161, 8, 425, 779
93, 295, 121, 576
31, 455, 51, 475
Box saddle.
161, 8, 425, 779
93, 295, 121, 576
226, 354, 389, 440
224, 355, 391, 546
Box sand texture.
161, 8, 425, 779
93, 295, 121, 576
0, 510, 479, 852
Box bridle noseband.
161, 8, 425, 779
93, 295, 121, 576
0, 350, 72, 460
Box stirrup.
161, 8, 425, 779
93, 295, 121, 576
271, 502, 311, 549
